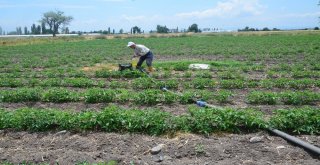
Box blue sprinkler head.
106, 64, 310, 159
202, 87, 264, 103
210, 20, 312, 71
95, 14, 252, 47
196, 100, 207, 107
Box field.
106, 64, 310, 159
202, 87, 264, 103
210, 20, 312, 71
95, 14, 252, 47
0, 31, 320, 164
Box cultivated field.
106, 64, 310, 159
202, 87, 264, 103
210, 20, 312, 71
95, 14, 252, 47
0, 31, 320, 164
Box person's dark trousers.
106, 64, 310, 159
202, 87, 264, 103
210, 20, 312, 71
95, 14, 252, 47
136, 51, 153, 70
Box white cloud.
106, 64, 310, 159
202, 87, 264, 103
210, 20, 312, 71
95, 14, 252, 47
176, 0, 265, 19
0, 3, 94, 9
121, 14, 161, 22
283, 12, 320, 18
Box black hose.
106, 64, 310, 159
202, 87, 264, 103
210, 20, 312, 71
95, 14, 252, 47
144, 71, 320, 156
268, 128, 320, 156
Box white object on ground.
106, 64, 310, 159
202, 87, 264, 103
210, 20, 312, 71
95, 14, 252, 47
189, 64, 210, 70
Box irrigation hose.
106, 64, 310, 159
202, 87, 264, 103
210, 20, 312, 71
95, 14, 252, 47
267, 128, 320, 156
139, 68, 320, 156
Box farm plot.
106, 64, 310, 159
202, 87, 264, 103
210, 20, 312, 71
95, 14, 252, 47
0, 32, 320, 164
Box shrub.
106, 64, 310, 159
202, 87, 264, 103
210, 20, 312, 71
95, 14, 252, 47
247, 91, 278, 105
0, 88, 41, 102
270, 108, 320, 134
42, 88, 79, 103
84, 88, 116, 103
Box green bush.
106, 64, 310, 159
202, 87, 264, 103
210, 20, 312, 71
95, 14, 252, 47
280, 91, 319, 105
134, 89, 177, 105
270, 108, 320, 134
0, 88, 41, 102
132, 77, 154, 89
214, 90, 233, 103
84, 88, 116, 103
42, 88, 79, 103
247, 91, 278, 105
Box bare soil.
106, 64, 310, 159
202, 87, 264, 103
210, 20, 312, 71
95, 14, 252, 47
0, 130, 319, 165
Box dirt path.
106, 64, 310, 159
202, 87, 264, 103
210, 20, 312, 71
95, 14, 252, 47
0, 131, 319, 164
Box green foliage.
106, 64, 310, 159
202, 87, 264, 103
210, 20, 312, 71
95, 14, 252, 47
195, 70, 212, 78
214, 90, 233, 103
0, 106, 267, 135
188, 78, 214, 89
42, 88, 79, 103
84, 88, 116, 103
132, 77, 154, 89
0, 88, 41, 102
0, 78, 24, 87
98, 106, 171, 135
247, 91, 278, 105
184, 106, 266, 135
270, 108, 320, 134
220, 79, 246, 89
247, 91, 320, 105
280, 91, 319, 105
133, 89, 177, 105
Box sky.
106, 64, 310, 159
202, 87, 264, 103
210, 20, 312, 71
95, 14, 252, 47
0, 0, 319, 33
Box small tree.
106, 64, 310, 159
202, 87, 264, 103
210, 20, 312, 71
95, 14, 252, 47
156, 25, 169, 33
0, 26, 2, 35
41, 22, 47, 34
262, 27, 270, 31
119, 29, 124, 34
24, 26, 28, 35
132, 26, 141, 34
31, 24, 36, 34
188, 23, 200, 33
36, 25, 41, 34
40, 10, 73, 37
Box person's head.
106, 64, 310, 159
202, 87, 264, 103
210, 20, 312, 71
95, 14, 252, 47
127, 41, 136, 49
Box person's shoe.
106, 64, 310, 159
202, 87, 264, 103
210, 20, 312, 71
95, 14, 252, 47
147, 66, 154, 73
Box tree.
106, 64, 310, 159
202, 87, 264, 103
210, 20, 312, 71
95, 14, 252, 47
132, 26, 141, 34
31, 24, 36, 34
119, 29, 124, 34
16, 27, 22, 35
156, 25, 169, 33
0, 26, 2, 35
262, 27, 270, 31
188, 23, 200, 33
65, 27, 69, 34
40, 10, 73, 37
41, 22, 47, 34
315, 27, 319, 30
24, 26, 28, 35
36, 25, 41, 34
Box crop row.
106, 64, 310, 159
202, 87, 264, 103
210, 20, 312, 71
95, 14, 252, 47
1, 77, 319, 90
247, 91, 320, 105
0, 88, 233, 104
0, 106, 319, 135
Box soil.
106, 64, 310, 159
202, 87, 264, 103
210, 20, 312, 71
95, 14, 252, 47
0, 130, 319, 165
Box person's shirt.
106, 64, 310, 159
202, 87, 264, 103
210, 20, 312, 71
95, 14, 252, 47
134, 44, 150, 56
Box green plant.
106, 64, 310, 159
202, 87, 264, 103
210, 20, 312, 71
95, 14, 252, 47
42, 88, 79, 103
195, 143, 205, 155
270, 108, 320, 134
214, 90, 233, 103
84, 88, 116, 103
132, 77, 154, 89
0, 88, 41, 102
247, 91, 278, 105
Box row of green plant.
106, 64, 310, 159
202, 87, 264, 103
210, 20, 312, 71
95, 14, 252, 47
247, 91, 320, 105
0, 88, 233, 104
0, 106, 264, 135
267, 70, 320, 79
0, 106, 319, 135
1, 77, 319, 89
